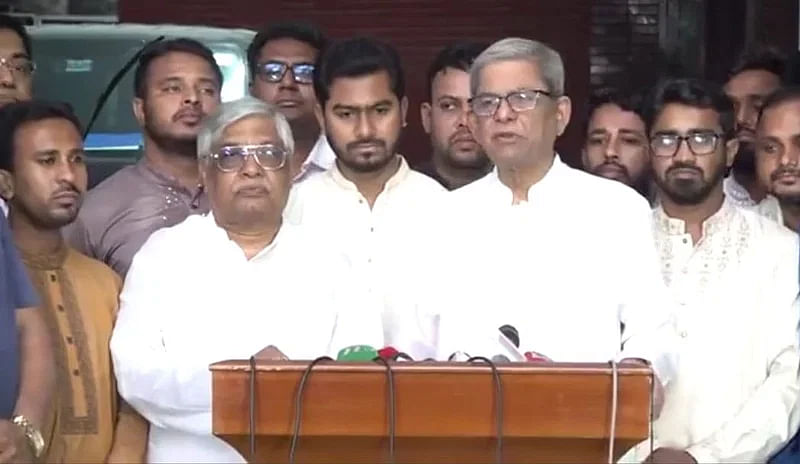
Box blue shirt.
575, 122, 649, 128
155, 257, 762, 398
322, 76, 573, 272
0, 213, 38, 418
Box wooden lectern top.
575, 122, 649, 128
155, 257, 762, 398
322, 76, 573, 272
211, 360, 653, 464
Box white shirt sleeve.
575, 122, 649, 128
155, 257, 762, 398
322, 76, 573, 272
686, 236, 800, 462
618, 201, 680, 388
110, 238, 214, 436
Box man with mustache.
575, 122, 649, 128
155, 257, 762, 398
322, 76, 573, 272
285, 37, 445, 357
248, 21, 335, 183
632, 78, 800, 463
65, 39, 222, 278
0, 101, 146, 462
418, 41, 492, 190
723, 47, 786, 218
0, 15, 35, 217
755, 87, 800, 233
581, 87, 652, 201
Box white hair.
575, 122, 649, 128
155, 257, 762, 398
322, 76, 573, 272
470, 37, 565, 97
197, 96, 294, 159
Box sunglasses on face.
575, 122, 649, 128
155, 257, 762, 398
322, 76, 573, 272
255, 61, 315, 84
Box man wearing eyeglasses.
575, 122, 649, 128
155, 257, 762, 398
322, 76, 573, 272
626, 78, 800, 464
247, 21, 334, 183
0, 15, 34, 218
427, 38, 677, 398
110, 96, 382, 463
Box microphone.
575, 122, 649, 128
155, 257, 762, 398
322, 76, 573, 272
336, 345, 378, 361
377, 346, 414, 362
499, 324, 519, 348
491, 354, 511, 363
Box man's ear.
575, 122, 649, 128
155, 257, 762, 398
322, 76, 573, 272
0, 169, 14, 202
132, 97, 146, 128
555, 96, 572, 137
400, 96, 409, 127
725, 137, 740, 168
420, 102, 432, 134
314, 102, 325, 133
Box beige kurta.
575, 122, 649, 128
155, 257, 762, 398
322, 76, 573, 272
19, 245, 145, 463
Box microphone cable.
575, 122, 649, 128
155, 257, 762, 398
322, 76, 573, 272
467, 356, 504, 464
289, 356, 334, 464
248, 355, 257, 461
372, 356, 397, 463
607, 360, 619, 464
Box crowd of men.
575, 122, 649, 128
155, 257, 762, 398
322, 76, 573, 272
0, 12, 799, 464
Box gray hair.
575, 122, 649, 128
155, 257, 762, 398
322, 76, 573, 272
470, 37, 565, 97
197, 96, 294, 159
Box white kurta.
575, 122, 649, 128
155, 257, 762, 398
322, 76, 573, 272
419, 155, 679, 382
628, 199, 800, 462
285, 156, 447, 358
110, 214, 383, 463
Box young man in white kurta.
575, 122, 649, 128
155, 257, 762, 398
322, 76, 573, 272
110, 98, 383, 463
286, 38, 447, 358
629, 78, 800, 463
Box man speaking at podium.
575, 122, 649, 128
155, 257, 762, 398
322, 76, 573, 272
109, 97, 383, 463
415, 38, 679, 386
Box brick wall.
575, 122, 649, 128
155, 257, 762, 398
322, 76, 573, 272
119, 0, 593, 167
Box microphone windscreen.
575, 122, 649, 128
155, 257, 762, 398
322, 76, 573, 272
491, 354, 511, 363
337, 345, 378, 361
499, 324, 520, 348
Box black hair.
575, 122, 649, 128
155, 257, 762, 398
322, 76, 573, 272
0, 15, 31, 58
643, 78, 735, 136
425, 41, 488, 101
587, 87, 646, 124
759, 86, 800, 121
0, 100, 82, 172
313, 37, 405, 108
729, 45, 787, 82
133, 38, 223, 99
247, 20, 327, 78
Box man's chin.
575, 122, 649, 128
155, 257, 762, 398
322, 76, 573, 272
447, 150, 491, 170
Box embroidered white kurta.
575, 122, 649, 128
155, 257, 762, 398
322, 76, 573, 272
285, 156, 447, 358
631, 199, 800, 462
110, 214, 383, 463
416, 155, 679, 382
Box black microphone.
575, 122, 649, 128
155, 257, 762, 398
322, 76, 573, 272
499, 324, 519, 348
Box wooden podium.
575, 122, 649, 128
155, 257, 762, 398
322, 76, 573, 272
211, 360, 653, 463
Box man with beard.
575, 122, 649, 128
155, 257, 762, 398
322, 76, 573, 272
630, 78, 800, 463
0, 101, 147, 462
248, 21, 335, 183
418, 41, 491, 190
723, 46, 786, 217
0, 15, 35, 217
286, 37, 445, 357
756, 87, 800, 232
582, 87, 652, 201
65, 39, 222, 278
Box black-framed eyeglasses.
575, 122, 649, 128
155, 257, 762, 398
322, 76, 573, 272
649, 132, 724, 157
0, 56, 34, 78
207, 144, 288, 172
469, 89, 552, 117
255, 60, 315, 84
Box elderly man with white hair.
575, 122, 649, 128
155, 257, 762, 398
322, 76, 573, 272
109, 96, 382, 463
417, 37, 679, 397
